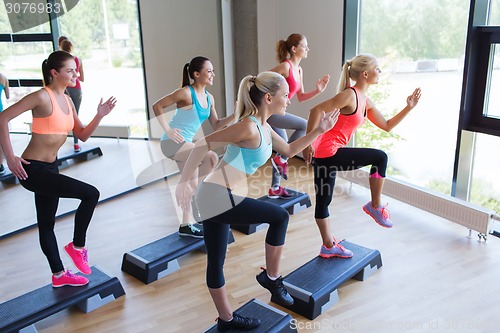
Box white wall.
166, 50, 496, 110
139, 0, 225, 139
257, 0, 344, 120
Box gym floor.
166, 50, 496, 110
1, 155, 499, 332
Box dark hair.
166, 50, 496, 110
58, 35, 68, 46
181, 56, 210, 87
276, 33, 304, 63
60, 39, 73, 53
42, 51, 74, 86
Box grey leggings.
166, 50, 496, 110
66, 87, 82, 144
267, 113, 306, 187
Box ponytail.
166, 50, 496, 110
336, 54, 377, 94
236, 71, 285, 121
276, 33, 304, 63
181, 63, 190, 87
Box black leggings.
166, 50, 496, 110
313, 147, 387, 219
20, 160, 100, 273
195, 181, 289, 288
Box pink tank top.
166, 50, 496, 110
312, 86, 367, 158
285, 60, 301, 99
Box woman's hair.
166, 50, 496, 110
337, 54, 377, 93
235, 71, 285, 121
276, 33, 304, 63
41, 50, 74, 86
182, 56, 210, 87
59, 39, 73, 53
58, 35, 68, 46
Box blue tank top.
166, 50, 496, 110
222, 116, 272, 175
0, 84, 5, 111
161, 85, 211, 142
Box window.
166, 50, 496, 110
1, 0, 147, 138
57, 0, 147, 137
355, 0, 470, 194
470, 133, 500, 213
485, 43, 500, 119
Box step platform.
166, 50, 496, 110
0, 147, 103, 184
57, 146, 103, 168
204, 298, 297, 333
277, 240, 382, 320
121, 229, 235, 284
231, 189, 311, 235
0, 265, 125, 333
0, 165, 18, 184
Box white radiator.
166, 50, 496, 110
339, 169, 494, 235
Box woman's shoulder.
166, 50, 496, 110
270, 61, 290, 77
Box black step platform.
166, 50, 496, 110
57, 146, 103, 168
121, 230, 235, 284
0, 265, 125, 333
204, 298, 297, 333
277, 240, 382, 320
0, 165, 18, 184
231, 189, 311, 235
0, 146, 103, 184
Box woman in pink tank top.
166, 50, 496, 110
304, 54, 421, 259
268, 33, 330, 199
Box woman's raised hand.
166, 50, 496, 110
97, 96, 117, 117
406, 88, 422, 109
318, 108, 340, 133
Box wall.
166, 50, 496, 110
138, 0, 225, 139
256, 0, 344, 121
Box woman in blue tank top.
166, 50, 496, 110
152, 56, 235, 238
0, 72, 10, 174
175, 71, 339, 331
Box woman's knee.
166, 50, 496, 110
203, 150, 219, 169
372, 150, 388, 177
83, 184, 100, 203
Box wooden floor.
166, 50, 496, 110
1, 158, 500, 332
0, 135, 177, 238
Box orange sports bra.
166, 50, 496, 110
32, 87, 74, 135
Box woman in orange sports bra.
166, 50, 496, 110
0, 50, 117, 287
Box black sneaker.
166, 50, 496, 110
217, 313, 261, 332
0, 164, 4, 174
178, 223, 203, 238
256, 269, 294, 306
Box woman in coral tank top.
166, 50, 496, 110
0, 50, 116, 287
304, 54, 421, 259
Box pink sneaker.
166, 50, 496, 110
268, 186, 293, 199
74, 144, 81, 152
271, 155, 288, 180
319, 242, 353, 258
362, 201, 393, 228
64, 242, 92, 275
52, 270, 89, 287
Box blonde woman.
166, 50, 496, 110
176, 71, 338, 331
304, 54, 421, 258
